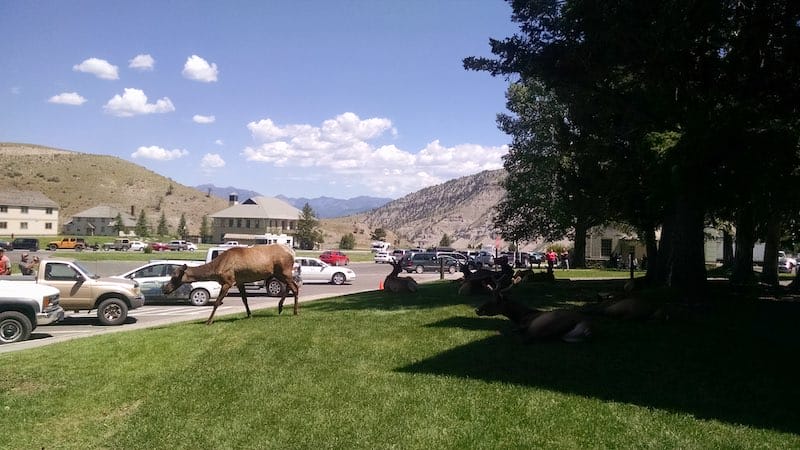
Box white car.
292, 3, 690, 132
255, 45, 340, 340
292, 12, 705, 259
295, 257, 355, 285
374, 251, 394, 264
113, 260, 221, 306
129, 240, 146, 251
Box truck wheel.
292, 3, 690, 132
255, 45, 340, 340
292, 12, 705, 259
97, 298, 128, 326
415, 265, 424, 274
448, 265, 457, 274
188, 288, 210, 306
48, 244, 58, 251
266, 278, 287, 297
0, 311, 32, 344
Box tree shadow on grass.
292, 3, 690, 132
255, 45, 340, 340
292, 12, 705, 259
400, 297, 800, 435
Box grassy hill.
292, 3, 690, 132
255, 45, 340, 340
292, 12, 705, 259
0, 143, 228, 236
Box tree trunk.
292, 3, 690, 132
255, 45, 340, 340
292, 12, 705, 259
572, 221, 587, 268
642, 226, 659, 284
759, 217, 780, 286
722, 229, 734, 267
666, 194, 707, 304
731, 208, 756, 285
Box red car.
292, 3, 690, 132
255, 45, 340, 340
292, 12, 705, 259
149, 242, 170, 251
319, 250, 350, 266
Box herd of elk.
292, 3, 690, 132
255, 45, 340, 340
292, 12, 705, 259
163, 244, 300, 325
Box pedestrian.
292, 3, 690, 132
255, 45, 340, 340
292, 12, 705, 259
546, 249, 557, 274
561, 250, 570, 270
19, 252, 39, 276
0, 248, 11, 275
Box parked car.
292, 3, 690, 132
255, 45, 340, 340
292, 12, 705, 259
113, 260, 221, 306
0, 241, 12, 251
129, 240, 147, 251
167, 240, 197, 251
437, 251, 471, 268
392, 249, 409, 261
12, 238, 39, 252
401, 252, 459, 274
149, 242, 170, 252
374, 251, 394, 264
529, 252, 546, 267
319, 250, 350, 266
295, 257, 355, 285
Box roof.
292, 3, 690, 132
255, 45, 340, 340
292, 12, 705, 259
67, 205, 137, 226
210, 196, 301, 220
0, 189, 59, 208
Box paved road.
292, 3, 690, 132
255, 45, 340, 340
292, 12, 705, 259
1, 261, 462, 354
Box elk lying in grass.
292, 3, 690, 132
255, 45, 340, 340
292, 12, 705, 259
163, 244, 300, 325
457, 263, 496, 295
475, 281, 592, 343
511, 268, 555, 283
581, 295, 668, 321
384, 260, 418, 293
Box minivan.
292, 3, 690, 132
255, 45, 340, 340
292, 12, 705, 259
12, 237, 39, 252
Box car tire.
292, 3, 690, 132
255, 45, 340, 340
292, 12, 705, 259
48, 244, 58, 251
331, 272, 346, 285
266, 278, 287, 297
97, 297, 128, 326
189, 288, 210, 306
448, 265, 457, 274
415, 265, 424, 274
0, 311, 32, 344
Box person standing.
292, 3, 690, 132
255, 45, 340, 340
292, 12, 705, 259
19, 252, 39, 275
546, 249, 557, 274
0, 248, 11, 275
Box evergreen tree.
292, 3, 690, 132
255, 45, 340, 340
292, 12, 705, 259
157, 212, 169, 236
135, 210, 149, 237
177, 213, 187, 238
339, 233, 356, 250
439, 233, 452, 247
112, 213, 124, 236
200, 215, 210, 243
295, 203, 324, 250
370, 228, 387, 242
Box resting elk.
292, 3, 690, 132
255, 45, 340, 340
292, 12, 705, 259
476, 280, 592, 343
383, 260, 418, 293
163, 244, 300, 325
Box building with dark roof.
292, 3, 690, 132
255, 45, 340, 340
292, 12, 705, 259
209, 195, 301, 244
62, 205, 137, 236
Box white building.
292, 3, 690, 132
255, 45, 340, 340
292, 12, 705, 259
0, 189, 59, 236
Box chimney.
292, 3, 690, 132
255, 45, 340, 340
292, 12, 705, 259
229, 193, 239, 206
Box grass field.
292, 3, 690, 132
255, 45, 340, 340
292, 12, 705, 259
1, 278, 798, 449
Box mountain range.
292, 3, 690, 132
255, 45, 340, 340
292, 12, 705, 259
1, 142, 508, 249
195, 184, 392, 218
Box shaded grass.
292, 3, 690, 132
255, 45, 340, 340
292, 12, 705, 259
1, 280, 799, 449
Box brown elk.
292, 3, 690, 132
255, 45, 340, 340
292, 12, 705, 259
383, 260, 418, 293
163, 244, 300, 325
581, 295, 668, 321
476, 281, 592, 343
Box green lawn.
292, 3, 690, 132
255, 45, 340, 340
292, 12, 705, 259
1, 280, 798, 449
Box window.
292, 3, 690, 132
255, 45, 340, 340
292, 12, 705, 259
0, 206, 6, 213
45, 263, 79, 281
246, 219, 251, 228
20, 222, 28, 229
45, 223, 53, 230
21, 206, 29, 214
228, 219, 234, 227
237, 219, 242, 228
46, 208, 53, 214
601, 239, 613, 257
0, 222, 6, 229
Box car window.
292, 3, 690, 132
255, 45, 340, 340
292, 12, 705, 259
132, 264, 165, 278
45, 263, 79, 281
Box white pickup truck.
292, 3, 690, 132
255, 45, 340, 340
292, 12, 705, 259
7, 259, 145, 326
0, 280, 64, 344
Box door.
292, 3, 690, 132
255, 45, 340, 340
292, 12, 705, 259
42, 262, 95, 310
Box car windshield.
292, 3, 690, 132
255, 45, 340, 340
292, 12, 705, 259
72, 261, 100, 279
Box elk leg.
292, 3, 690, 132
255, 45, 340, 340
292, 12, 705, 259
206, 284, 232, 325
286, 278, 300, 315
237, 283, 251, 318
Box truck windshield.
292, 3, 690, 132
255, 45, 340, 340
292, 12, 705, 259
72, 261, 100, 279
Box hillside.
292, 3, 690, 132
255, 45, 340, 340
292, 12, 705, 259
0, 142, 509, 249
322, 170, 507, 250
0, 143, 228, 235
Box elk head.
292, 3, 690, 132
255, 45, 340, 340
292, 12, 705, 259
475, 280, 514, 316
162, 264, 189, 295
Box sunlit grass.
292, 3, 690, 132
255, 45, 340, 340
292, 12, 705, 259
2, 279, 798, 449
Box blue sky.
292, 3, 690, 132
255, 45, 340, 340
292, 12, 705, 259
1, 0, 516, 199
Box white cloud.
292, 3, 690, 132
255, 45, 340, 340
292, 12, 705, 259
201, 153, 226, 169
11, 86, 21, 95
104, 88, 175, 117
131, 145, 188, 160
48, 92, 87, 105
214, 139, 224, 146
72, 57, 119, 80
242, 112, 508, 196
193, 114, 215, 124
129, 54, 155, 71
182, 55, 218, 82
